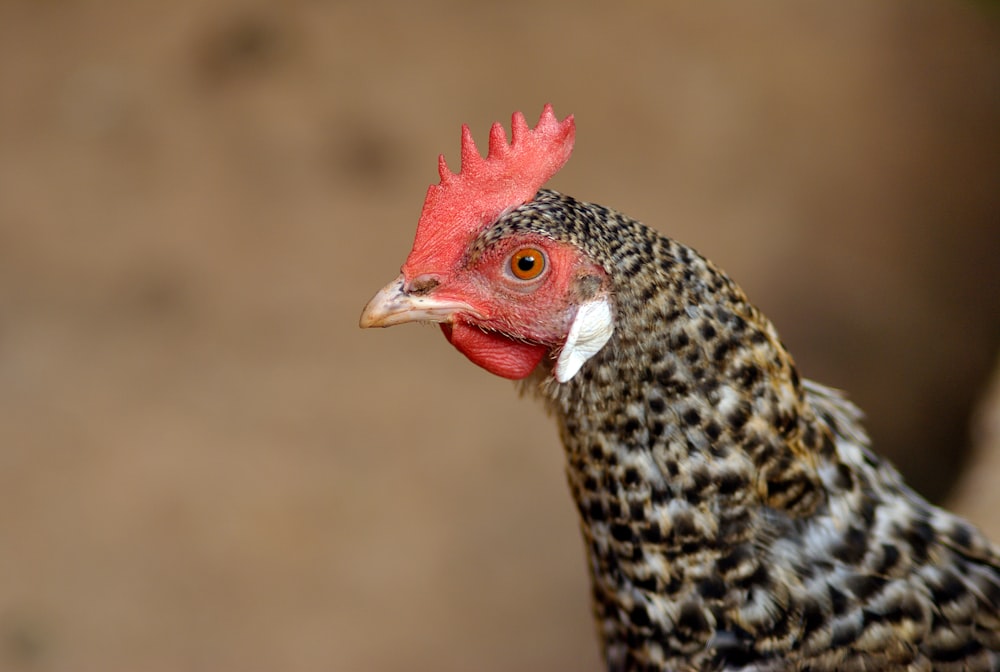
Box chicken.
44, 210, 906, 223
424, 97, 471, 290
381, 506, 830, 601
359, 106, 1000, 671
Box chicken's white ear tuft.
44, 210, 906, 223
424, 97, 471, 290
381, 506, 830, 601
555, 297, 614, 383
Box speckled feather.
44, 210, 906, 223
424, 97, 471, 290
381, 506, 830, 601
477, 189, 1000, 672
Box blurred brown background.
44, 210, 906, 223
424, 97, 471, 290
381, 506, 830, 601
1, 2, 999, 671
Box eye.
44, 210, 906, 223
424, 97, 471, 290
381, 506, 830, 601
509, 247, 546, 280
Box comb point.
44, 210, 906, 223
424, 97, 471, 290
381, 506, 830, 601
511, 110, 529, 144
437, 154, 454, 184
460, 124, 482, 172
488, 122, 508, 160
539, 103, 556, 126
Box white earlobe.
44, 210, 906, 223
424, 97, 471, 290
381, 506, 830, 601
554, 298, 614, 383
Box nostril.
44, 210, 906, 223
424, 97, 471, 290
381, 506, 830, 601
407, 274, 440, 295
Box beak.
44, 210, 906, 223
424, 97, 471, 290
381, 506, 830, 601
359, 273, 477, 328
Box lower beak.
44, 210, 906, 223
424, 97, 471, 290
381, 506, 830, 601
359, 274, 476, 328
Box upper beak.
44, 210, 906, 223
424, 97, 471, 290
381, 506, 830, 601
359, 273, 476, 328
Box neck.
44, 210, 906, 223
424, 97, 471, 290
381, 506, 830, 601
522, 198, 841, 666
542, 223, 832, 519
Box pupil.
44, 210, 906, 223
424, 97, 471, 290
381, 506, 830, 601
517, 255, 536, 272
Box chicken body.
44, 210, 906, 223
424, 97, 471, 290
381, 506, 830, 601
360, 108, 1000, 671
509, 190, 1000, 671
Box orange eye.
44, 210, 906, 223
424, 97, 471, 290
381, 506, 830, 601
510, 248, 546, 280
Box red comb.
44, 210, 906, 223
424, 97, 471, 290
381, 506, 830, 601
402, 104, 576, 277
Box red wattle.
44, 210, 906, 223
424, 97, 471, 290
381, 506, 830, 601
441, 322, 548, 380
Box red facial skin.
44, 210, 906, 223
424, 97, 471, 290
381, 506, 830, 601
411, 234, 605, 380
